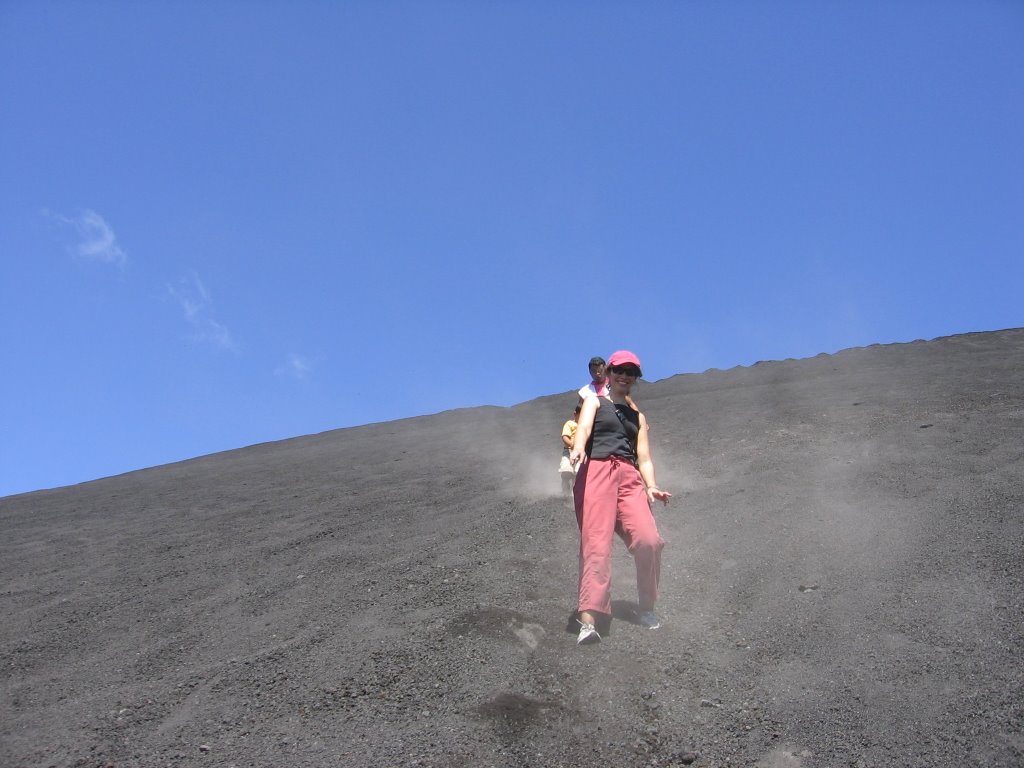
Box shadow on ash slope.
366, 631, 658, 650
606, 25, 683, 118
2, 329, 1022, 768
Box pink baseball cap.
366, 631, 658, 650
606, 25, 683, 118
607, 350, 643, 376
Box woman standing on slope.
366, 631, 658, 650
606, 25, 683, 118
570, 350, 672, 645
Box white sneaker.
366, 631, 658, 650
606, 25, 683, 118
636, 611, 661, 630
577, 620, 601, 645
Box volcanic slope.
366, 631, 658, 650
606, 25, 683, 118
2, 328, 1022, 768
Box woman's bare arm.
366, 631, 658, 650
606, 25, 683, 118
636, 412, 671, 505
570, 397, 599, 467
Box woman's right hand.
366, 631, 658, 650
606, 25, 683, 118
569, 447, 585, 467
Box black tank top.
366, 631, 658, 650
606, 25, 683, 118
587, 399, 640, 461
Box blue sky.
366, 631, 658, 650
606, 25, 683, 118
2, 2, 1022, 498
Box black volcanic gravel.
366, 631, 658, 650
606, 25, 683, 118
2, 328, 1023, 767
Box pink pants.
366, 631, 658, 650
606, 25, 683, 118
574, 455, 665, 616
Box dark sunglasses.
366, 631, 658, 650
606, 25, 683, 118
608, 365, 641, 377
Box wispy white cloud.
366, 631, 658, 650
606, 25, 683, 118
167, 271, 238, 352
276, 353, 315, 380
45, 208, 127, 267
